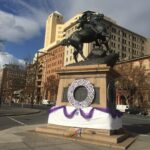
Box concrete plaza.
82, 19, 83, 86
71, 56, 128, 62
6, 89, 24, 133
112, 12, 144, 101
0, 124, 149, 150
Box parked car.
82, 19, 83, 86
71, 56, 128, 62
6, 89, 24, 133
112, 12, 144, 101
42, 99, 50, 105
42, 99, 55, 107
116, 105, 130, 112
125, 107, 148, 115
125, 107, 140, 114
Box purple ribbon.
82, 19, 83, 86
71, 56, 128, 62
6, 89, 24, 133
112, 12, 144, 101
49, 106, 77, 119
49, 106, 123, 119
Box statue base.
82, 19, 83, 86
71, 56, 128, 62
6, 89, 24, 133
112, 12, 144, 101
47, 64, 122, 130
36, 64, 135, 149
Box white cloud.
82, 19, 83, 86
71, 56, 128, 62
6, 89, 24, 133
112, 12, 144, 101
52, 0, 150, 37
0, 0, 149, 42
0, 0, 52, 68
0, 11, 41, 43
0, 51, 25, 68
0, 0, 53, 43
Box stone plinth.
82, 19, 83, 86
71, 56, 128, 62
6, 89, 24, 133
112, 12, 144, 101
56, 64, 119, 109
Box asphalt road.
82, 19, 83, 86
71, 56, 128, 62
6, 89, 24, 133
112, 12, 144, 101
123, 114, 150, 135
0, 109, 150, 135
0, 110, 49, 131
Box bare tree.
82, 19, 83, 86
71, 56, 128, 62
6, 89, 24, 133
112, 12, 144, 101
44, 75, 59, 101
115, 64, 149, 107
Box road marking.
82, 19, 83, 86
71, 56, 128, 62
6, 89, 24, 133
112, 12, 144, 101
7, 117, 26, 125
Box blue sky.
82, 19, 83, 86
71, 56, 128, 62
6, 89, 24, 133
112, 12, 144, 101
0, 0, 150, 67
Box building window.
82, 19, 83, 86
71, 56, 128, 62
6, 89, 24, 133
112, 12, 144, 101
112, 27, 117, 33
122, 32, 127, 38
66, 58, 68, 62
128, 41, 131, 46
118, 30, 121, 35
70, 56, 72, 61
128, 48, 131, 52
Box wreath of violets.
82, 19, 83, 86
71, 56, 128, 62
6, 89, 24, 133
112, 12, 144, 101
67, 79, 95, 108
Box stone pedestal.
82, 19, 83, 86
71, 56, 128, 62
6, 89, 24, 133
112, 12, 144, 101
36, 64, 135, 149
56, 64, 119, 109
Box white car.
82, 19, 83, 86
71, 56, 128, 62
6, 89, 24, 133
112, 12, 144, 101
42, 99, 50, 105
116, 105, 129, 112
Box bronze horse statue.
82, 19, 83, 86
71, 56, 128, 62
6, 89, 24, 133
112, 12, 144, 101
60, 11, 111, 62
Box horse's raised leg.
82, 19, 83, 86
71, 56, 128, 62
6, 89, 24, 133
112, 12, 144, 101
73, 51, 78, 63
79, 51, 87, 60
78, 43, 87, 61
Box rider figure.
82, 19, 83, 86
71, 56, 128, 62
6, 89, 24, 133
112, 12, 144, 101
77, 11, 110, 50
77, 11, 104, 35
77, 11, 94, 30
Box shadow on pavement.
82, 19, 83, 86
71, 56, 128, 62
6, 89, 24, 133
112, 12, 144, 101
124, 124, 150, 134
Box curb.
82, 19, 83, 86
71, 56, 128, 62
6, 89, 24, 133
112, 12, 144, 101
0, 110, 42, 117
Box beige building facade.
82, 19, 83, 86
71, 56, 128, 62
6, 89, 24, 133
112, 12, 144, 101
44, 11, 64, 48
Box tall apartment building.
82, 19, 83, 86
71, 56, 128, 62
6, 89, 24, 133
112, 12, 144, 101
106, 21, 146, 60
1, 64, 26, 103
43, 11, 148, 66
41, 43, 64, 100
44, 11, 64, 48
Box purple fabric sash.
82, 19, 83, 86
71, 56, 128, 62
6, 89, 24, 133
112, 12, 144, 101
48, 106, 123, 119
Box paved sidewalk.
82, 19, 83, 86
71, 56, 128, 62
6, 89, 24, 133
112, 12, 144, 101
0, 124, 150, 150
0, 105, 41, 117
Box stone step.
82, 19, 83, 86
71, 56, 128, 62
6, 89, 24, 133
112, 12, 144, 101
36, 127, 63, 135
46, 124, 117, 135
118, 136, 136, 149
36, 126, 129, 144
75, 136, 136, 150
35, 126, 136, 150
80, 132, 129, 144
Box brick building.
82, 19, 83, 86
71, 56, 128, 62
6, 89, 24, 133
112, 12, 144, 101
1, 64, 26, 103
41, 43, 64, 101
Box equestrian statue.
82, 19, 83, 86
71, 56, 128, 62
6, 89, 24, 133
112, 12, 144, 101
60, 11, 119, 66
